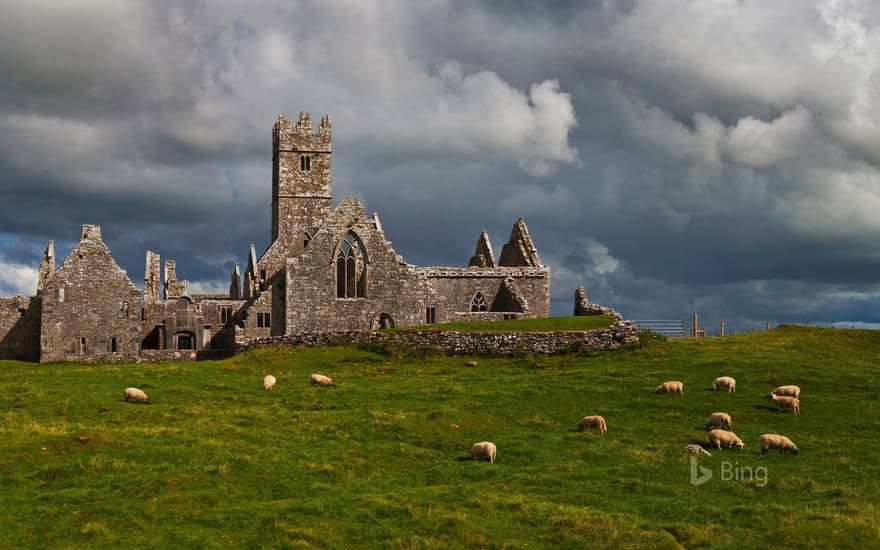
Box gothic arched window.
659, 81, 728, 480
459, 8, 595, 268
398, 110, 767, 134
471, 291, 488, 312
336, 232, 366, 298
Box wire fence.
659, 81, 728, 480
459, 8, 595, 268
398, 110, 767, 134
633, 320, 687, 338
634, 315, 775, 338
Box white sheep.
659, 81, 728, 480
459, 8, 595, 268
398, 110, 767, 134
711, 376, 736, 392
577, 415, 607, 435
263, 375, 276, 390
469, 441, 497, 463
655, 380, 684, 394
771, 385, 801, 399
684, 443, 712, 457
310, 373, 333, 386
771, 394, 800, 415
705, 412, 733, 430
759, 434, 800, 455
123, 387, 148, 403
708, 429, 744, 450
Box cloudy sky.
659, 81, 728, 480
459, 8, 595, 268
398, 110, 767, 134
2, 0, 880, 332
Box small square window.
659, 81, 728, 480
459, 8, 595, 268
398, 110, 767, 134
257, 312, 271, 328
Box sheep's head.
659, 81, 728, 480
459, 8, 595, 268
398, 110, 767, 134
733, 441, 744, 449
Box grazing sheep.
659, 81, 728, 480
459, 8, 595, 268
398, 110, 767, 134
577, 415, 607, 435
464, 360, 478, 367
708, 429, 744, 450
310, 373, 333, 386
684, 443, 712, 457
655, 380, 684, 394
263, 375, 277, 390
759, 434, 799, 455
771, 385, 801, 399
771, 394, 800, 415
470, 441, 497, 463
123, 387, 148, 403
711, 376, 737, 392
705, 412, 733, 430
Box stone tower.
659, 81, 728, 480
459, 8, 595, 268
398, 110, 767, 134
271, 112, 332, 256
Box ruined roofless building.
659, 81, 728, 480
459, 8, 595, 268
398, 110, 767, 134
0, 112, 551, 362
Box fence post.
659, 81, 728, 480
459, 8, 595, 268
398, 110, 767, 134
692, 313, 698, 338
720, 320, 725, 337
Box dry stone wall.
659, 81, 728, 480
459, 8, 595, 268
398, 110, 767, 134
237, 309, 638, 357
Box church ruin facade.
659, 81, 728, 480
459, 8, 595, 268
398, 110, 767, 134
0, 112, 551, 363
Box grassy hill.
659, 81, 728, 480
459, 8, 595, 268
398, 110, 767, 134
1, 326, 878, 548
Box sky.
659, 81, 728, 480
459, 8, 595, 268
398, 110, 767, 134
2, 0, 880, 333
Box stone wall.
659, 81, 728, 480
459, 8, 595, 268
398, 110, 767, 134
142, 297, 245, 351
422, 267, 551, 322
235, 317, 638, 357
285, 197, 437, 332
138, 349, 228, 362
0, 296, 40, 361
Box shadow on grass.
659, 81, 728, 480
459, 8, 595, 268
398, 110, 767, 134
754, 405, 778, 412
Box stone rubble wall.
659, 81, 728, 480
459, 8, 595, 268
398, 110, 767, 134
236, 307, 638, 357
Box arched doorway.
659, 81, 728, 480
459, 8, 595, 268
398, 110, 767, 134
376, 312, 395, 330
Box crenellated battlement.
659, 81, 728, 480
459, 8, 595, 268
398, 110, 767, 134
273, 112, 331, 152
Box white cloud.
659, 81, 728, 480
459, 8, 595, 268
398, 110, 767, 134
725, 106, 814, 167
583, 239, 620, 275
186, 279, 229, 295
0, 258, 38, 296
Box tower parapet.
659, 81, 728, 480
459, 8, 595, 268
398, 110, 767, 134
273, 112, 331, 156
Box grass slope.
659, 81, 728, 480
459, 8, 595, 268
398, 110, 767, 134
1, 326, 879, 548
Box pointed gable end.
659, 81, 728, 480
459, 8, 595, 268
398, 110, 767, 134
49, 225, 139, 293
468, 230, 496, 268
498, 218, 542, 267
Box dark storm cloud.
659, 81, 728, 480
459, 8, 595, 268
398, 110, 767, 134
1, 1, 880, 330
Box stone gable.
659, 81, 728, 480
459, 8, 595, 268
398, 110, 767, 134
39, 225, 142, 362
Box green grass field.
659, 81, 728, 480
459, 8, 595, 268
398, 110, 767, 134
1, 326, 879, 548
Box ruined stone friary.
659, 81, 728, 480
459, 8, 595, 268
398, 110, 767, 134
0, 112, 551, 362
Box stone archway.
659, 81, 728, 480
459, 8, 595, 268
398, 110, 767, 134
376, 312, 395, 330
